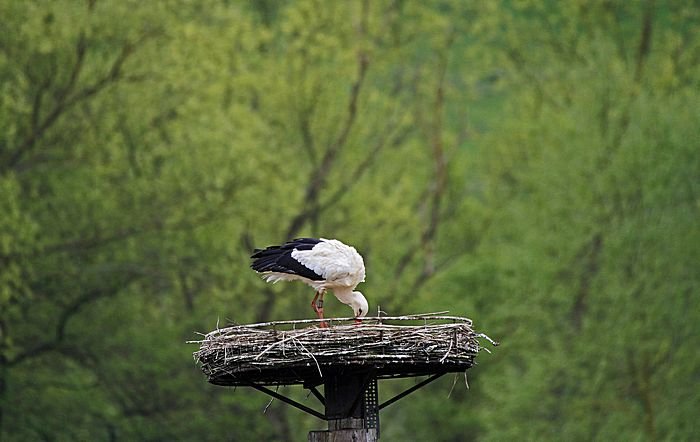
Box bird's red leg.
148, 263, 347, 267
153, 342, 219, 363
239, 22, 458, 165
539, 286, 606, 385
317, 291, 328, 328
311, 291, 328, 328
311, 291, 320, 316
311, 291, 319, 311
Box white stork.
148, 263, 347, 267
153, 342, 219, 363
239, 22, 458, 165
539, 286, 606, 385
250, 238, 368, 327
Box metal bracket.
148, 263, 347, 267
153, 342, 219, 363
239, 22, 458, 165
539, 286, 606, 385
378, 372, 447, 411
243, 371, 447, 425
306, 384, 325, 406
243, 381, 326, 420
364, 377, 380, 437
346, 371, 375, 418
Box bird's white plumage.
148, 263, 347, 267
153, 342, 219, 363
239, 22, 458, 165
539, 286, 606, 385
261, 272, 310, 285
251, 237, 369, 319
291, 238, 365, 290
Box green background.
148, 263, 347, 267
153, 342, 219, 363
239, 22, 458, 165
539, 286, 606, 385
1, 1, 698, 440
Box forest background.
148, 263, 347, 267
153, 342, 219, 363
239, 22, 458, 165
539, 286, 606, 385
1, 1, 698, 440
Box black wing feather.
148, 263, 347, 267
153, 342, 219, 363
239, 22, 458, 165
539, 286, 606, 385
250, 238, 324, 281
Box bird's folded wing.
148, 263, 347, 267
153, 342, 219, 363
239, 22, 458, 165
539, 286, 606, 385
292, 240, 365, 283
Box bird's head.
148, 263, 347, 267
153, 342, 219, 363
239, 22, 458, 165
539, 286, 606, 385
351, 291, 368, 323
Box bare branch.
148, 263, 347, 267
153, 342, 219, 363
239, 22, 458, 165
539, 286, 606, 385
392, 32, 454, 299
570, 232, 603, 331
603, 0, 656, 166
8, 275, 140, 367
297, 83, 323, 165
5, 31, 157, 171
284, 1, 371, 240
317, 113, 408, 213
30, 77, 53, 134
5, 33, 87, 168
10, 175, 245, 262
635, 0, 656, 82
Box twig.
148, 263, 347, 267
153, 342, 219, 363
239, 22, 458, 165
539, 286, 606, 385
295, 338, 323, 378
476, 332, 500, 347
191, 314, 493, 385
447, 373, 458, 398
439, 336, 453, 363
254, 329, 316, 360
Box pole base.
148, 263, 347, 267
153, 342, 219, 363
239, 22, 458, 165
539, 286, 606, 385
308, 428, 377, 442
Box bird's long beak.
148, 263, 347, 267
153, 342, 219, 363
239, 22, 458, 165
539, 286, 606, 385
354, 318, 363, 325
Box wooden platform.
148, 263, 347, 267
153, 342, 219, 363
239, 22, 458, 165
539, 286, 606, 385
192, 315, 492, 387
191, 314, 498, 440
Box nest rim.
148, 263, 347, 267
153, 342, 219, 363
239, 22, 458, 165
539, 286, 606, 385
191, 314, 496, 387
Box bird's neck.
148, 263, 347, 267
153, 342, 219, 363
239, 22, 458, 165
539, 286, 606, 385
332, 287, 355, 306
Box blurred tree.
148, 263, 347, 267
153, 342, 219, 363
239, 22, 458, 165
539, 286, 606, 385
453, 1, 700, 440
0, 0, 697, 440
0, 0, 277, 439
0, 0, 488, 439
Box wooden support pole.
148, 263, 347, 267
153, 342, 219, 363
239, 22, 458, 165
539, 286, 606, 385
193, 315, 495, 441
308, 418, 377, 442
308, 372, 378, 442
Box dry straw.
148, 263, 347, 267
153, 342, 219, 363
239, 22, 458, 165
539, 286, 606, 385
191, 313, 498, 386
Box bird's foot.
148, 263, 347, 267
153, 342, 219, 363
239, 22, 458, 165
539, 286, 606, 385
354, 318, 363, 325
318, 315, 329, 328
311, 297, 322, 314
315, 304, 328, 328
311, 291, 328, 327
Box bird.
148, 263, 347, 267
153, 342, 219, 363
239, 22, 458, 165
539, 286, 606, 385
250, 238, 368, 327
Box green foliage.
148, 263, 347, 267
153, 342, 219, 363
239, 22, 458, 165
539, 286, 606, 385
0, 0, 698, 440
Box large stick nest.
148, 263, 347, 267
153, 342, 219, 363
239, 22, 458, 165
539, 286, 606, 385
191, 314, 498, 386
